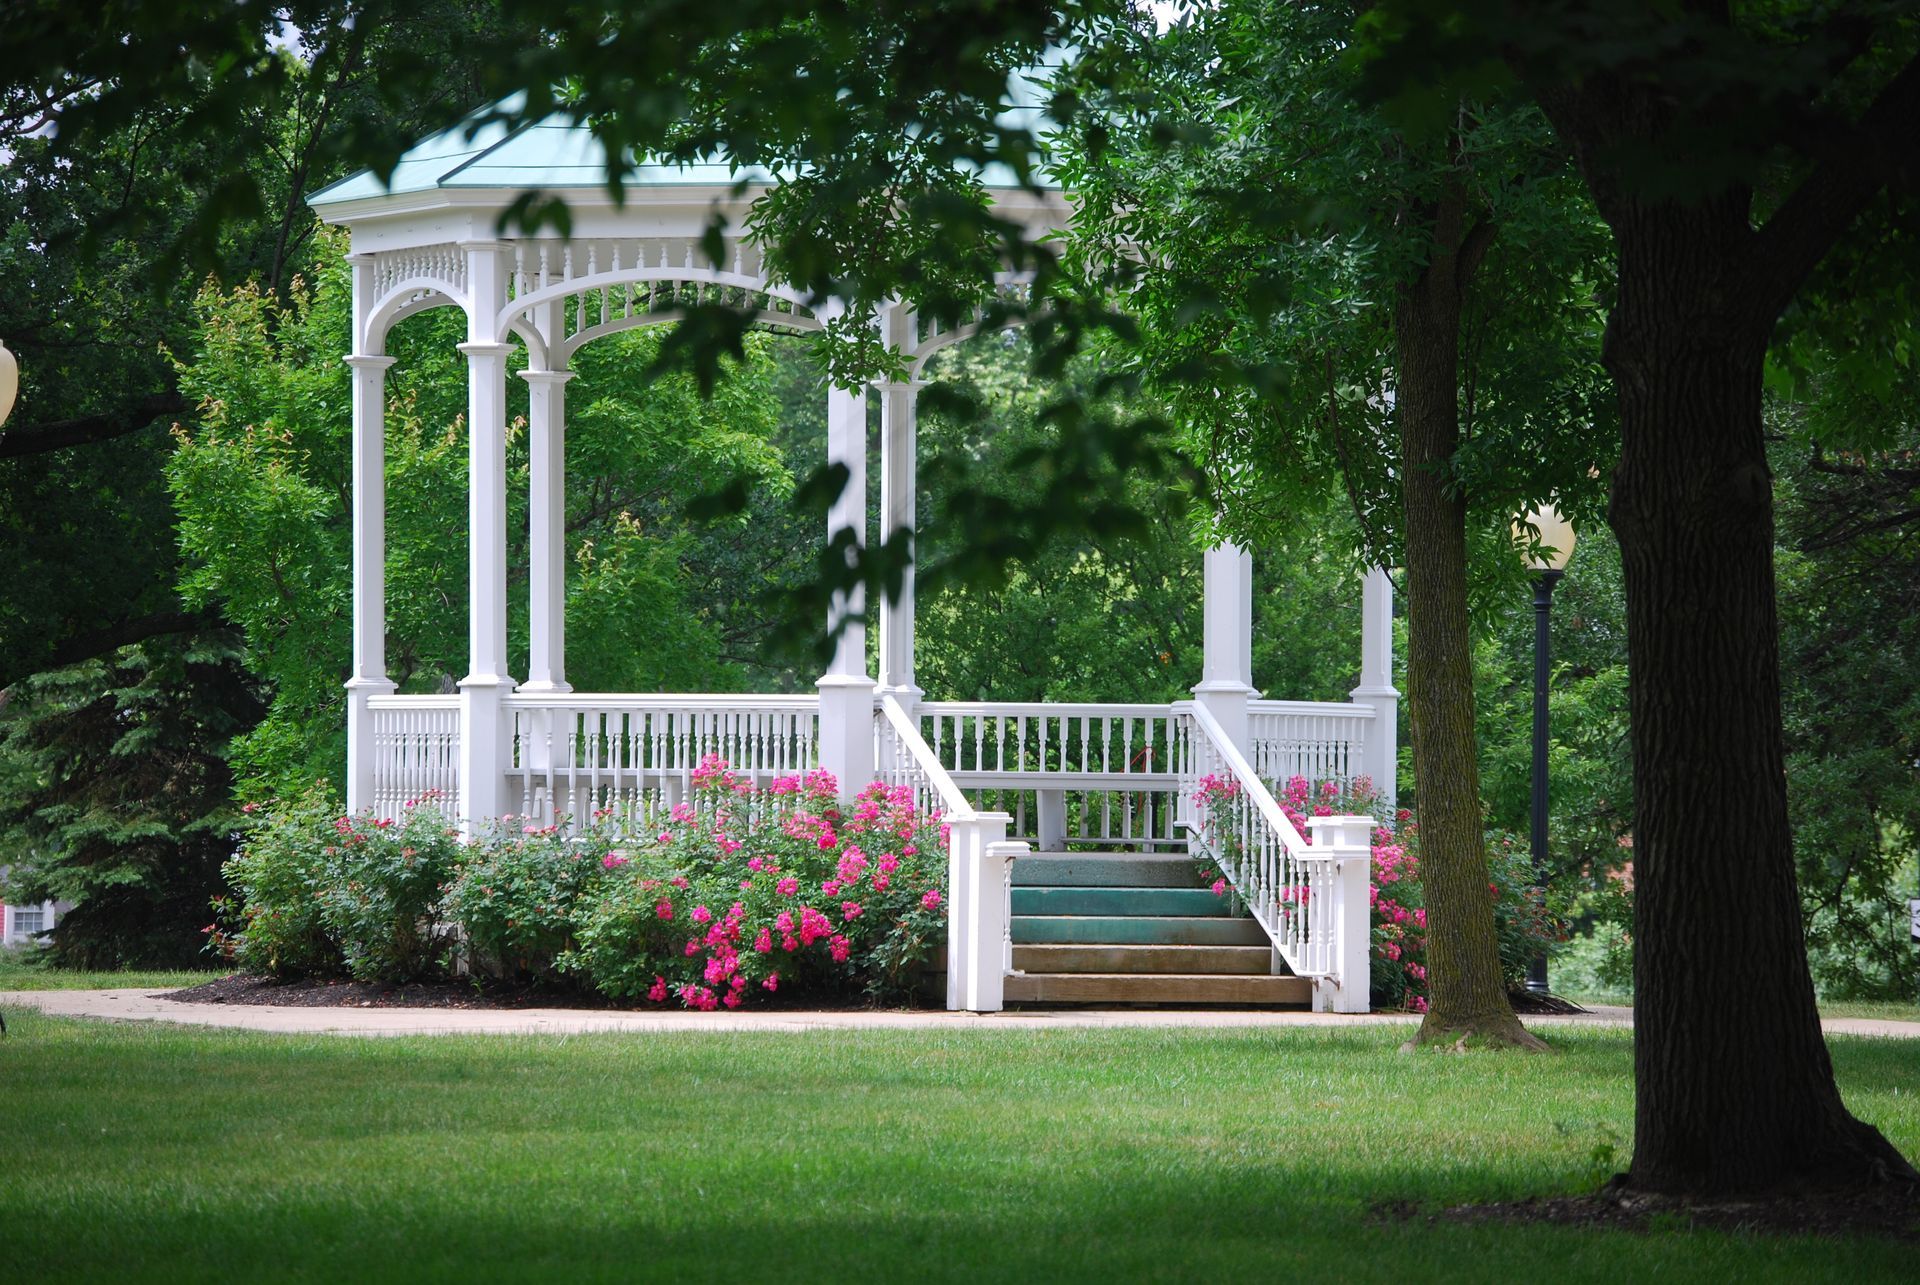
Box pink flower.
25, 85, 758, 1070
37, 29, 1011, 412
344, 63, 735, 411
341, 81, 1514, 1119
920, 889, 942, 912
817, 833, 838, 851
646, 976, 668, 1003
747, 856, 765, 872
654, 899, 675, 921
722, 990, 742, 1009
684, 939, 700, 957
762, 972, 780, 992
774, 910, 795, 934
841, 901, 863, 921
872, 873, 891, 891
1210, 879, 1227, 897
822, 880, 842, 897
777, 876, 800, 897
829, 935, 851, 963
754, 927, 773, 953
691, 905, 714, 925
877, 852, 900, 874
602, 853, 629, 870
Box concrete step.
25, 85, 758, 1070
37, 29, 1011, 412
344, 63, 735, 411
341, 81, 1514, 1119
1011, 915, 1269, 946
1003, 971, 1311, 1006
1011, 886, 1233, 918
1011, 853, 1201, 889
1012, 943, 1273, 975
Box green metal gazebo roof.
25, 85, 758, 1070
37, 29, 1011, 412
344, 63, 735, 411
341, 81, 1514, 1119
309, 76, 1060, 211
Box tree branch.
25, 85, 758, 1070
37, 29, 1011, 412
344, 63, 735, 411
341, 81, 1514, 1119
0, 390, 187, 460
1752, 50, 1920, 318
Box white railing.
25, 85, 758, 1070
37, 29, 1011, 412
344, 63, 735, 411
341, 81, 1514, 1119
919, 701, 1184, 849
1177, 700, 1372, 1012
504, 693, 819, 829
878, 696, 1025, 1012
366, 695, 460, 820
1247, 699, 1374, 787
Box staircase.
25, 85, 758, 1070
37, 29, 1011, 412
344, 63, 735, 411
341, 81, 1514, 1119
1001, 851, 1312, 1006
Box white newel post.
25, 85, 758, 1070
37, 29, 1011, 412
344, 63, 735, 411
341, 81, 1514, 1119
1308, 813, 1374, 1013
343, 253, 396, 815
945, 812, 1019, 1012
457, 241, 514, 831
1192, 539, 1256, 751
816, 374, 876, 800
520, 364, 573, 694
1351, 566, 1400, 809
876, 374, 924, 707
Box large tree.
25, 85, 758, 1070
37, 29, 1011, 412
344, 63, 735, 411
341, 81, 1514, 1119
1061, 2, 1613, 1044
1359, 1, 1920, 1193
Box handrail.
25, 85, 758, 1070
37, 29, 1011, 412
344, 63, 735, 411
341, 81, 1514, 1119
1248, 698, 1377, 719
919, 699, 1176, 717
504, 691, 817, 711
1185, 701, 1313, 855
1177, 699, 1338, 979
877, 695, 978, 821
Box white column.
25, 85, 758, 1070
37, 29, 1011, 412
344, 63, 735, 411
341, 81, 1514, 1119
520, 367, 573, 693
876, 376, 923, 704
1307, 813, 1375, 1013
1351, 566, 1400, 809
343, 253, 395, 815
817, 375, 876, 800
945, 813, 1020, 1012
457, 240, 514, 829
1192, 538, 1256, 751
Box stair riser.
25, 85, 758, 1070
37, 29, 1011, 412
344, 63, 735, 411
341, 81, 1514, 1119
1003, 972, 1311, 1006
1013, 944, 1273, 975
1012, 887, 1233, 918
1012, 856, 1200, 888
1012, 916, 1269, 946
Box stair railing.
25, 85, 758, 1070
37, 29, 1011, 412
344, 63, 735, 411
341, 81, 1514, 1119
876, 695, 1028, 1012
1176, 700, 1373, 1013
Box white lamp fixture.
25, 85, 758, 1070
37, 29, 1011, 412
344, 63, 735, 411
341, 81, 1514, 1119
1514, 501, 1576, 572
0, 339, 16, 427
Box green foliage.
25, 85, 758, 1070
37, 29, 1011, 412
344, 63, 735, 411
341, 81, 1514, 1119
0, 636, 260, 967
166, 241, 792, 796
217, 789, 465, 981
445, 818, 618, 983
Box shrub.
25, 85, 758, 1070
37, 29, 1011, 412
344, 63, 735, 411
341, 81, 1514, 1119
216, 790, 463, 981
445, 814, 621, 983
564, 760, 949, 1008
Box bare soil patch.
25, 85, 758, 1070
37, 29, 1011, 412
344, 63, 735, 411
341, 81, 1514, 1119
1379, 1181, 1920, 1243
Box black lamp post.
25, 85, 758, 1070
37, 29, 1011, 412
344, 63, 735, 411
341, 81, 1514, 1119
1518, 503, 1574, 995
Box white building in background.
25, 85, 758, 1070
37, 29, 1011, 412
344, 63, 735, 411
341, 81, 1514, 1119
0, 867, 62, 949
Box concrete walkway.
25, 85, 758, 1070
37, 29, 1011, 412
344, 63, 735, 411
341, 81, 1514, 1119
5, 988, 1919, 1040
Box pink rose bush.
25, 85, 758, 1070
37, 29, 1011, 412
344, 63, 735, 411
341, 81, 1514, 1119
214, 759, 951, 1008
1192, 774, 1560, 1012
563, 758, 949, 1007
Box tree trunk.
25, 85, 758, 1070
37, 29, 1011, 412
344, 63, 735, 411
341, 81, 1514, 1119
1605, 199, 1916, 1193
1394, 191, 1542, 1050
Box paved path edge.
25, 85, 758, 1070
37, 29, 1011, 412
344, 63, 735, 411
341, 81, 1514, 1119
4, 988, 1917, 1040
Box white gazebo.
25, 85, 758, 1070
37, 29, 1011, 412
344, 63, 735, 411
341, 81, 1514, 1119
308, 97, 1397, 1013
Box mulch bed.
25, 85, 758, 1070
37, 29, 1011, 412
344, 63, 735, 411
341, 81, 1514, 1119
163, 973, 886, 1012
1379, 1182, 1920, 1243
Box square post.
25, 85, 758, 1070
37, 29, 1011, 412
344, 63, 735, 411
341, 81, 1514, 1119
457, 240, 514, 830
1192, 539, 1256, 752
1307, 813, 1374, 1013
945, 812, 1019, 1012
519, 366, 574, 693
877, 303, 923, 706
1350, 566, 1400, 809
343, 253, 395, 815
817, 372, 875, 800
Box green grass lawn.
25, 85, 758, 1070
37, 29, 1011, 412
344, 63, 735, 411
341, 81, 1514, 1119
0, 952, 220, 991
2, 1009, 1914, 1282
